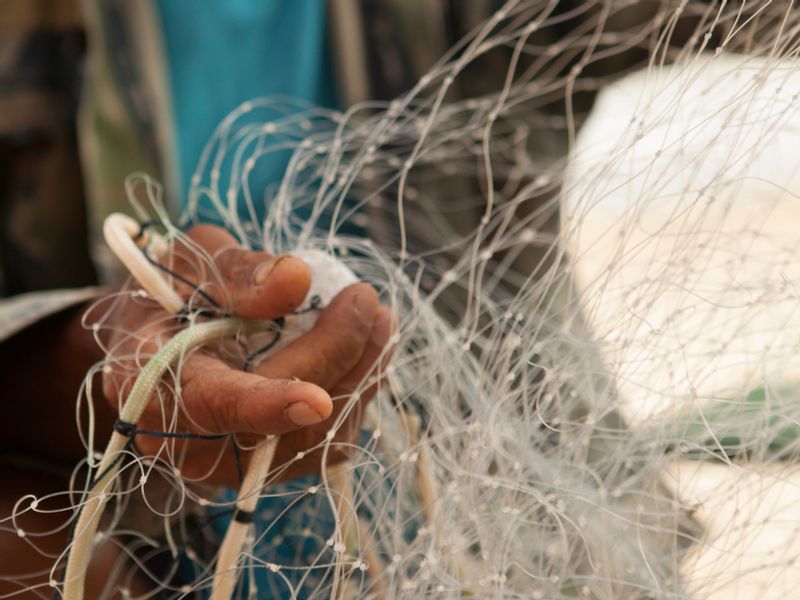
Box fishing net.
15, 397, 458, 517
7, 1, 800, 598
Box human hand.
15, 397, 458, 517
100, 224, 393, 487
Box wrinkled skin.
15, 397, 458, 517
101, 224, 394, 487
0, 224, 393, 596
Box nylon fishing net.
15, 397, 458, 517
6, 1, 800, 598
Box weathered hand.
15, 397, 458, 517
101, 224, 393, 487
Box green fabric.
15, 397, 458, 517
657, 384, 800, 460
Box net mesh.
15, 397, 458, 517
7, 2, 800, 598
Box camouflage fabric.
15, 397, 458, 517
0, 0, 95, 297
0, 0, 486, 340
0, 0, 445, 339
0, 0, 589, 335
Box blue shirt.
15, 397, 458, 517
155, 0, 337, 217
153, 4, 349, 597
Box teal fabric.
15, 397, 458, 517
202, 430, 404, 599
153, 4, 348, 596
154, 0, 338, 214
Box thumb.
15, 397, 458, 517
178, 353, 333, 436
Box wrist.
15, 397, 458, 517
0, 300, 115, 465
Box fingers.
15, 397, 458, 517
331, 306, 394, 399
320, 307, 395, 457
125, 303, 395, 486
104, 222, 397, 487
101, 310, 179, 410
255, 283, 380, 389
177, 353, 333, 436
215, 251, 311, 319
172, 224, 312, 319
263, 306, 395, 482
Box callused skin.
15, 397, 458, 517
0, 223, 394, 593
101, 223, 395, 487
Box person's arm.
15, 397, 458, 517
0, 298, 114, 464
0, 224, 393, 485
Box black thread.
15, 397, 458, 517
243, 323, 283, 372
176, 305, 223, 325
241, 297, 325, 371
133, 218, 226, 319
114, 418, 137, 437
113, 419, 227, 441
294, 294, 323, 315
233, 509, 255, 524
140, 245, 222, 312
133, 219, 160, 242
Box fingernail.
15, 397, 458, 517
285, 401, 324, 426
371, 310, 393, 346
253, 256, 287, 286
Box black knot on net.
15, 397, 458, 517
113, 419, 137, 438
133, 219, 160, 242
233, 509, 255, 524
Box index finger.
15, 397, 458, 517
171, 224, 312, 319
177, 353, 334, 436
